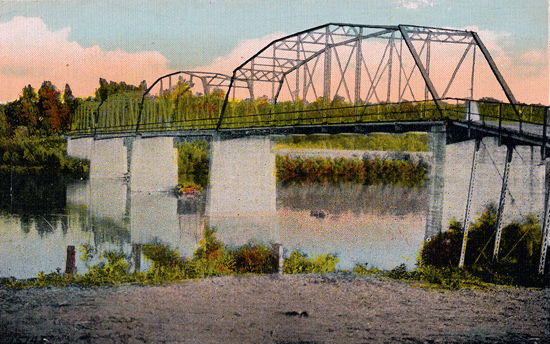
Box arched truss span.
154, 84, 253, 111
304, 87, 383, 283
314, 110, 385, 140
218, 23, 518, 129
143, 70, 250, 98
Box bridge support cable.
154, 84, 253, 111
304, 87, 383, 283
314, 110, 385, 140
492, 145, 514, 261
459, 138, 481, 268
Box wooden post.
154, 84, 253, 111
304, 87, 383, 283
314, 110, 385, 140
65, 246, 76, 275
132, 243, 141, 273
271, 244, 284, 274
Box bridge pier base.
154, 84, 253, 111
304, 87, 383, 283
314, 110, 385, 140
206, 136, 278, 240
129, 136, 178, 192
207, 135, 276, 215
425, 125, 446, 240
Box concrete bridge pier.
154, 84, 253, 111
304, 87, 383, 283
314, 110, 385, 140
66, 137, 93, 160
129, 136, 178, 192
89, 138, 128, 179
424, 125, 446, 240
206, 135, 279, 244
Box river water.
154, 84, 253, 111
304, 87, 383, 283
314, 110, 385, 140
0, 138, 545, 279
0, 176, 428, 279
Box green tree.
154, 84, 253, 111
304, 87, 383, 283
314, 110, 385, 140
5, 85, 39, 131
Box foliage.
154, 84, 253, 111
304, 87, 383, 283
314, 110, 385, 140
275, 133, 429, 152
276, 155, 427, 187
419, 204, 545, 287
3, 82, 71, 135
0, 133, 89, 178
94, 78, 145, 102
177, 140, 209, 188
233, 244, 274, 274
70, 85, 468, 133
142, 243, 186, 283
419, 220, 463, 268
478, 99, 547, 124
282, 251, 339, 274
78, 251, 131, 286
186, 225, 235, 278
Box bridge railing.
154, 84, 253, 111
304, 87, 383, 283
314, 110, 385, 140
69, 92, 548, 137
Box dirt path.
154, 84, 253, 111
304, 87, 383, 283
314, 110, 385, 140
1, 274, 549, 343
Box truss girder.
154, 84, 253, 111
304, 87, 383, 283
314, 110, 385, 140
216, 22, 520, 130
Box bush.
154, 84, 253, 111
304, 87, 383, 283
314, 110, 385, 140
283, 251, 339, 274
419, 220, 463, 268
233, 244, 274, 274
419, 204, 545, 287
186, 225, 235, 278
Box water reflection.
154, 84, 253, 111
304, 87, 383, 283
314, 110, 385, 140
1, 177, 430, 279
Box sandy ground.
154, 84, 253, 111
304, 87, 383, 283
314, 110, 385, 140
1, 274, 549, 344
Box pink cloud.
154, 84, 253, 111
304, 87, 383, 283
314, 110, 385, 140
0, 17, 173, 102
194, 32, 286, 75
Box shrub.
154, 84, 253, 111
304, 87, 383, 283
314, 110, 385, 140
187, 225, 235, 278
419, 204, 545, 287
283, 251, 339, 274
233, 244, 274, 274
419, 220, 463, 268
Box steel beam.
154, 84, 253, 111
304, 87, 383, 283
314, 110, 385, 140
471, 32, 520, 120
398, 25, 443, 115
492, 145, 513, 261
539, 159, 550, 274
459, 138, 481, 268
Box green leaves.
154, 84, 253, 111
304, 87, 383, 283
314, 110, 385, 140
276, 155, 427, 187
282, 251, 339, 274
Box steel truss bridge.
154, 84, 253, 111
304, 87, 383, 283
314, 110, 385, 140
69, 23, 550, 275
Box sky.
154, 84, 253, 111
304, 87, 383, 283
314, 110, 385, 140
0, 0, 547, 104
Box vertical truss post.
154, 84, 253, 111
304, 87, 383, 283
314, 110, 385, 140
398, 35, 403, 102
398, 26, 442, 116
470, 45, 476, 99
459, 138, 481, 268
424, 33, 431, 101
296, 37, 301, 101
492, 145, 513, 261
248, 60, 255, 99
272, 47, 276, 101
324, 26, 332, 101
386, 32, 394, 102
354, 28, 362, 105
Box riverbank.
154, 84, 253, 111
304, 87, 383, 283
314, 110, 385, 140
1, 274, 549, 343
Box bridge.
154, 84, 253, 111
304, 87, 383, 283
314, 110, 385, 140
65, 23, 550, 274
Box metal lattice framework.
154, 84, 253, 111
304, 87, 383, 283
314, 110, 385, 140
217, 23, 518, 129
143, 71, 249, 97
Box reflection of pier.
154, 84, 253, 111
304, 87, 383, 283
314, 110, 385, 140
66, 179, 205, 258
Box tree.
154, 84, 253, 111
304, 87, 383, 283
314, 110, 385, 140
4, 85, 39, 132
37, 81, 70, 133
